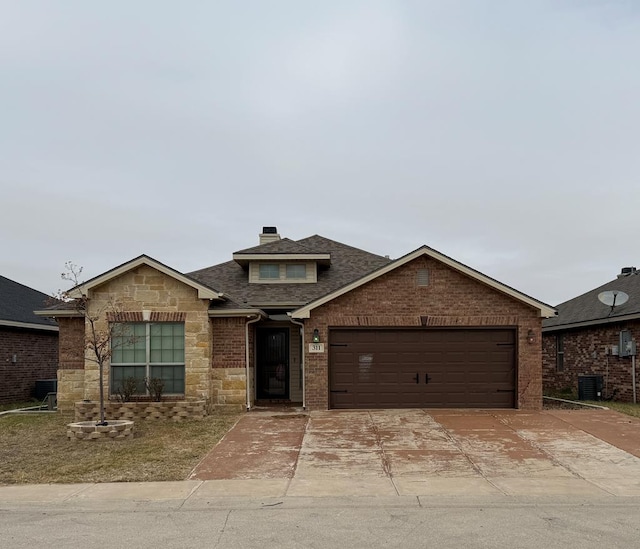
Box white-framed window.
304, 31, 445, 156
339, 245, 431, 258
110, 322, 185, 395
286, 264, 306, 279
259, 264, 280, 279
251, 262, 316, 283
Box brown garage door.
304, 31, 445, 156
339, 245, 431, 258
329, 329, 516, 409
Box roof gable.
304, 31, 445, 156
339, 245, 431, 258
67, 255, 224, 301
291, 245, 556, 319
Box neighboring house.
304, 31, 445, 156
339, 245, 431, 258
38, 227, 555, 414
0, 276, 59, 404
542, 267, 640, 402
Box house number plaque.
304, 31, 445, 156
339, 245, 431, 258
309, 343, 325, 353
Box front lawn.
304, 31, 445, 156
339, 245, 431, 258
0, 411, 240, 485
544, 393, 640, 418
589, 401, 640, 419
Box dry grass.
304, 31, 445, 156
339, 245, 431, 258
0, 411, 241, 485
0, 400, 41, 412
544, 394, 640, 418
589, 401, 640, 419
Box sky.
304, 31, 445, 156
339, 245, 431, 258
1, 1, 639, 306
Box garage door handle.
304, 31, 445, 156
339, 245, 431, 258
331, 390, 348, 393
425, 374, 431, 384
414, 373, 419, 384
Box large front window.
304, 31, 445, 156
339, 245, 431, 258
111, 322, 185, 395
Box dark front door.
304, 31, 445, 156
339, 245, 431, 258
257, 328, 289, 399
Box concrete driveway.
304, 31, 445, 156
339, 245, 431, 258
190, 408, 640, 498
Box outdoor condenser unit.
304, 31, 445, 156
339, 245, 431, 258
578, 375, 604, 401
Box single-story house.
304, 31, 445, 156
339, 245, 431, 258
543, 267, 640, 402
0, 275, 59, 404
38, 227, 555, 414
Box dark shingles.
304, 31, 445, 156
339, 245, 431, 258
234, 238, 315, 255
543, 272, 640, 328
189, 235, 391, 309
0, 276, 58, 327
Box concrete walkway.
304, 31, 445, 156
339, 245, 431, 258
2, 408, 640, 506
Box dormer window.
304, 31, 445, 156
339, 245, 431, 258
251, 262, 316, 283
259, 264, 280, 280
286, 264, 306, 279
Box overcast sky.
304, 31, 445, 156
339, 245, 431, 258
1, 1, 639, 306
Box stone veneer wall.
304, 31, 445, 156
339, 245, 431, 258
304, 256, 543, 411
74, 400, 206, 421
542, 321, 640, 402
55, 265, 212, 412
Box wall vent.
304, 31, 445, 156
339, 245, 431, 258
416, 269, 429, 287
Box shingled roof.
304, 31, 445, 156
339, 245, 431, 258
0, 275, 58, 330
188, 235, 391, 310
543, 270, 640, 331
234, 238, 316, 255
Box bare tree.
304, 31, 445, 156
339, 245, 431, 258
57, 262, 126, 425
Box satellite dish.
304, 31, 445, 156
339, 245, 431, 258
598, 290, 629, 308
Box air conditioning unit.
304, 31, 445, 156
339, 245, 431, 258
578, 375, 604, 401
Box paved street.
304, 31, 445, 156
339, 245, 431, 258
2, 495, 640, 548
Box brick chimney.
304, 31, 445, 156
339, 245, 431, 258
259, 226, 280, 245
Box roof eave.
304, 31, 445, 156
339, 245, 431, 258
0, 319, 59, 332
232, 253, 331, 268
208, 309, 267, 318
543, 312, 640, 333
34, 308, 83, 318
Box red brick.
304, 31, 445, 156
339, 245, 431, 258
0, 326, 58, 404
305, 256, 542, 411
543, 321, 640, 402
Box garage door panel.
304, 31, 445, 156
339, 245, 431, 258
330, 329, 516, 409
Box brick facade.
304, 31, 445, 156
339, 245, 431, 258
211, 317, 248, 410
542, 321, 640, 402
52, 253, 547, 414
212, 317, 246, 369
0, 326, 58, 404
304, 256, 543, 410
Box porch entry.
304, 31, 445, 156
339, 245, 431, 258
256, 327, 290, 400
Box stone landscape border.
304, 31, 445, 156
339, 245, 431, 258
74, 400, 207, 422
67, 420, 134, 441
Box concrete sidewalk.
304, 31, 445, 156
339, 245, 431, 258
2, 478, 640, 512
